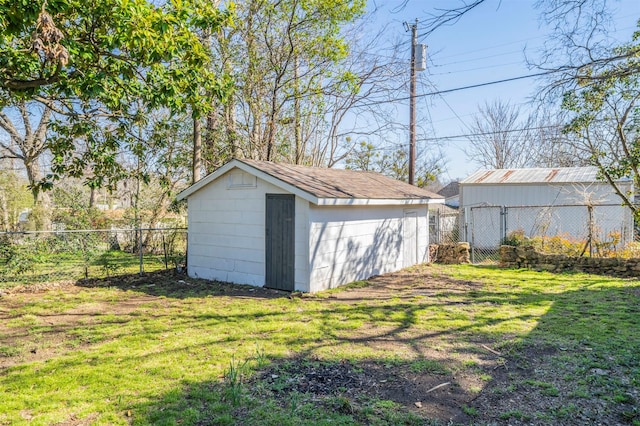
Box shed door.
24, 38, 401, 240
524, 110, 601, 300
403, 210, 418, 267
265, 194, 295, 291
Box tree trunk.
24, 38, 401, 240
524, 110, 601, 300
226, 101, 238, 158
89, 187, 96, 208
192, 115, 202, 183
24, 159, 51, 230
294, 55, 302, 164
0, 189, 9, 231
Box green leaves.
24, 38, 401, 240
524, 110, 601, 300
1, 0, 232, 112
561, 22, 640, 218
1, 0, 232, 191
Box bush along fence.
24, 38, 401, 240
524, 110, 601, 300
0, 228, 186, 288
430, 203, 637, 264
500, 245, 640, 277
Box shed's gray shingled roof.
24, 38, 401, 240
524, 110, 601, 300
239, 159, 443, 200
460, 166, 613, 185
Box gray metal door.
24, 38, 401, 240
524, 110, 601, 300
265, 194, 295, 291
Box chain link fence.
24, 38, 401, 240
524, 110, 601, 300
431, 204, 636, 263
504, 204, 634, 257
429, 209, 460, 245
0, 228, 187, 288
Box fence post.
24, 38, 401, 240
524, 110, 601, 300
588, 205, 594, 257
162, 233, 168, 269
470, 207, 475, 264
139, 227, 144, 276
435, 209, 440, 243
501, 206, 507, 244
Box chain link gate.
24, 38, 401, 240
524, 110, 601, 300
465, 206, 505, 263
504, 204, 634, 257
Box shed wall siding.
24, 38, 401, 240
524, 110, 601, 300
187, 171, 309, 291
308, 205, 429, 292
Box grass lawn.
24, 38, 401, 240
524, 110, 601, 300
0, 264, 638, 425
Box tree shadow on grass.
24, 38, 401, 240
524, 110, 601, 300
124, 269, 640, 425
7, 266, 638, 425
467, 278, 640, 425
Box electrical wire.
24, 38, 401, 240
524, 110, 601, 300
357, 69, 559, 107
416, 124, 561, 142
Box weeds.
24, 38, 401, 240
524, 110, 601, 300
499, 409, 531, 421
409, 359, 449, 375
462, 405, 478, 416
223, 356, 247, 406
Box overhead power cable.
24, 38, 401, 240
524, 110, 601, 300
416, 124, 562, 142
358, 70, 559, 107
352, 123, 564, 152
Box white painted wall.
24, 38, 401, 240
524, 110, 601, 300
460, 182, 633, 247
460, 182, 629, 207
307, 205, 429, 292
187, 170, 309, 290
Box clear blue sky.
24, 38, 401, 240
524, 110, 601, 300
366, 0, 640, 182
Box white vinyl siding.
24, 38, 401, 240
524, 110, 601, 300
187, 170, 308, 289
307, 205, 429, 292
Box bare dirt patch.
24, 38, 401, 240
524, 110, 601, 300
252, 358, 471, 421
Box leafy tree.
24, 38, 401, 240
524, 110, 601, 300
0, 0, 231, 190
562, 27, 640, 218
0, 169, 31, 231
345, 140, 441, 187
205, 0, 367, 167
51, 181, 108, 229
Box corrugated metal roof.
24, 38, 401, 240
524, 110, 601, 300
240, 159, 443, 199
460, 166, 623, 184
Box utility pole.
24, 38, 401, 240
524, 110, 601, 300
409, 20, 417, 185
405, 20, 426, 185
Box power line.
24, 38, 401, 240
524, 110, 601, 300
432, 50, 526, 68
416, 124, 562, 142
347, 123, 564, 153
429, 61, 524, 77
358, 69, 558, 107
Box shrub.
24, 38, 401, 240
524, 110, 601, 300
502, 229, 527, 246
503, 229, 640, 259
0, 238, 45, 275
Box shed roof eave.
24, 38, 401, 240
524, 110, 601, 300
315, 197, 438, 206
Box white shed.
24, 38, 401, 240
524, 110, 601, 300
177, 159, 444, 292
459, 166, 634, 248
